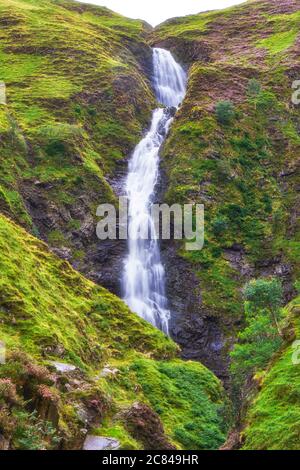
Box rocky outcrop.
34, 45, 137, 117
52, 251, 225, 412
162, 243, 234, 382
124, 403, 176, 450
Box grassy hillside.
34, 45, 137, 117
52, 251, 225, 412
152, 0, 300, 449
0, 0, 155, 265
153, 0, 299, 338
242, 296, 300, 450
0, 214, 228, 449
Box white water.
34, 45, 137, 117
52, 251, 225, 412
122, 48, 187, 334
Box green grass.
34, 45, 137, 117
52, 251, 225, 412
257, 9, 300, 54
0, 0, 155, 252
131, 359, 228, 449
96, 357, 229, 450
257, 30, 298, 54
0, 213, 227, 449
0, 214, 177, 364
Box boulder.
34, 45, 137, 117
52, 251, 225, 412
83, 435, 120, 451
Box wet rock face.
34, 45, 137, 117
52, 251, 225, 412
85, 238, 127, 297
154, 38, 212, 64
124, 403, 176, 450
162, 243, 234, 383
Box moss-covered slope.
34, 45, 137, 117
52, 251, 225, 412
242, 296, 300, 450
152, 0, 300, 370
0, 213, 228, 449
0, 0, 155, 266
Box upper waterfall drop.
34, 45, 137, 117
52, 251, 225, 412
153, 48, 186, 108
122, 48, 187, 335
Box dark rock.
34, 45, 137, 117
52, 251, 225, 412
51, 247, 72, 261
124, 402, 176, 450
43, 343, 65, 358
0, 434, 9, 450
34, 394, 59, 428
162, 242, 235, 383
85, 238, 127, 296
219, 430, 242, 451
153, 38, 212, 65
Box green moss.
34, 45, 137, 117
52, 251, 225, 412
0, 214, 177, 365
257, 30, 298, 54
94, 422, 141, 450
96, 357, 229, 450
0, 214, 227, 449
0, 0, 155, 252
257, 10, 300, 54
47, 229, 67, 247
131, 359, 228, 450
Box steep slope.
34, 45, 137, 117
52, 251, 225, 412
0, 0, 155, 292
152, 0, 300, 378
242, 296, 300, 450
0, 214, 228, 450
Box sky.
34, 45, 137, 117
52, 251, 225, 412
78, 0, 244, 27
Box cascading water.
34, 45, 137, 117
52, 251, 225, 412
122, 48, 187, 335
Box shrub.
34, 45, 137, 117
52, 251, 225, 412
247, 78, 261, 97
45, 140, 66, 156
255, 91, 277, 111
0, 406, 16, 436
211, 216, 229, 237
12, 410, 60, 450
230, 315, 282, 384
230, 278, 284, 387
215, 100, 235, 125
36, 385, 59, 403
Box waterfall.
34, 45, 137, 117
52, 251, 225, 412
122, 48, 187, 335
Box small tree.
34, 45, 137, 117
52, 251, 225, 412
215, 100, 235, 125
244, 278, 283, 336
230, 278, 284, 387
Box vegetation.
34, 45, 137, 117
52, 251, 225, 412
153, 0, 300, 450
244, 278, 284, 335
0, 214, 228, 449
215, 101, 235, 125
0, 0, 155, 257
0, 0, 299, 451
155, 0, 299, 333
242, 296, 300, 450
230, 278, 284, 386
